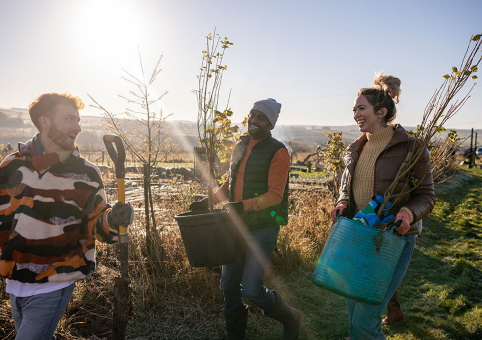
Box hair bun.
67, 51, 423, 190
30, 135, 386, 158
373, 72, 401, 103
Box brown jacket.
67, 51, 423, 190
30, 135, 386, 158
336, 124, 435, 235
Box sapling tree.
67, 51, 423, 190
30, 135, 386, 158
89, 51, 172, 262
322, 131, 346, 198
213, 109, 247, 163
379, 33, 481, 215
194, 30, 234, 211
409, 128, 463, 185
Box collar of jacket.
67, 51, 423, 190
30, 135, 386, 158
239, 131, 273, 145
343, 124, 409, 165
18, 133, 81, 171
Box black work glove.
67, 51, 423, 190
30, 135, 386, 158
189, 197, 209, 211
107, 202, 134, 228
222, 201, 244, 215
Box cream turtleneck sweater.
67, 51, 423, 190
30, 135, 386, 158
352, 126, 395, 212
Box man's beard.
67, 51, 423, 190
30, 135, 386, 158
48, 123, 77, 151
248, 124, 264, 139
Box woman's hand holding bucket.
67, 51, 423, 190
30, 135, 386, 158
330, 202, 348, 222
394, 209, 411, 235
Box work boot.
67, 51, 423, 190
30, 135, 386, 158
266, 291, 301, 340
382, 290, 404, 325
224, 306, 248, 340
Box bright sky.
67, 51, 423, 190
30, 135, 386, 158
0, 0, 481, 130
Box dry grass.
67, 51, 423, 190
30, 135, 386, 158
273, 187, 333, 272
3, 168, 481, 339
0, 175, 334, 339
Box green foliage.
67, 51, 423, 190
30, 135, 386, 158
381, 33, 481, 213
321, 131, 345, 198
195, 30, 234, 151
206, 109, 246, 163
446, 130, 460, 144
194, 30, 237, 205
407, 125, 423, 137
443, 43, 480, 81
427, 129, 463, 184
321, 131, 345, 174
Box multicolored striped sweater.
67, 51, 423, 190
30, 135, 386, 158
0, 135, 118, 283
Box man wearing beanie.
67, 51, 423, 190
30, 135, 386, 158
190, 98, 300, 339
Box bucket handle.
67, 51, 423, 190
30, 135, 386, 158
389, 220, 402, 233
331, 211, 341, 227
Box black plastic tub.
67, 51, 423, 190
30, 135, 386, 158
174, 209, 236, 267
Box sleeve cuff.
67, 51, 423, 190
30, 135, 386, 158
336, 199, 349, 207
400, 207, 414, 223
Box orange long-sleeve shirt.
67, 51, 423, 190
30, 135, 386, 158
212, 139, 290, 211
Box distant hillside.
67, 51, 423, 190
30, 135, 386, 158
0, 110, 27, 127
0, 108, 475, 154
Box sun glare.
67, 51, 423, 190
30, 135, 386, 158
76, 1, 141, 71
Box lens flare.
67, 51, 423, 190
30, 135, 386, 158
275, 216, 287, 225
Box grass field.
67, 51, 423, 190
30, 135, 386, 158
1, 166, 481, 339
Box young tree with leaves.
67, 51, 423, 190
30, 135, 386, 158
379, 33, 481, 213
321, 131, 346, 198
193, 31, 235, 210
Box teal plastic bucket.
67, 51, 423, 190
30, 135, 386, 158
312, 216, 407, 305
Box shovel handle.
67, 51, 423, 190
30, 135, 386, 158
103, 134, 127, 235
103, 135, 126, 179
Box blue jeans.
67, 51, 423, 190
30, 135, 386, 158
9, 283, 76, 340
221, 226, 280, 313
346, 234, 416, 340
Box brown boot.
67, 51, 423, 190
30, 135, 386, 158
382, 290, 404, 325
224, 306, 248, 340
266, 291, 301, 340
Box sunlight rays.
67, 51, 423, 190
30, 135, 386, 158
75, 0, 143, 72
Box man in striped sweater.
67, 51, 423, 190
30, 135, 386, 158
0, 92, 133, 340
